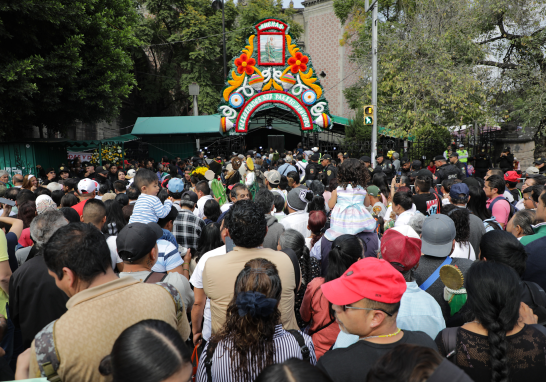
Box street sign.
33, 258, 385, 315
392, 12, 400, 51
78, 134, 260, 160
364, 105, 373, 125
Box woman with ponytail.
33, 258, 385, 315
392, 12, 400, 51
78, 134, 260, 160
197, 258, 316, 382
300, 235, 366, 359
436, 261, 546, 381
99, 319, 192, 382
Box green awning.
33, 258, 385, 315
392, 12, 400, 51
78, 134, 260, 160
132, 115, 223, 135
67, 134, 139, 149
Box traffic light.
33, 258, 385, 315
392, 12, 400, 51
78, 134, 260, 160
364, 105, 373, 125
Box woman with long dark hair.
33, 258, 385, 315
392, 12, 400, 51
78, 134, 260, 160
441, 204, 475, 260
300, 234, 365, 359
17, 201, 36, 248
278, 229, 320, 328
197, 258, 316, 382
372, 172, 389, 205
108, 165, 119, 184
102, 200, 127, 235
308, 210, 326, 250
436, 261, 546, 382
194, 223, 223, 262
99, 319, 192, 382
467, 186, 501, 231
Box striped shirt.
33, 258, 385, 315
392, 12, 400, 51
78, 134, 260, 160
129, 194, 173, 224
196, 325, 316, 382
152, 239, 183, 272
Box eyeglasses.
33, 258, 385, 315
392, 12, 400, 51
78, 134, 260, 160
342, 305, 393, 316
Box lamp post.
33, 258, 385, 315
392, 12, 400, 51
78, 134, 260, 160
189, 82, 200, 116
212, 0, 227, 79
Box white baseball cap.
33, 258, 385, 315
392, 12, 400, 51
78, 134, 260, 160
126, 169, 136, 179
78, 178, 96, 194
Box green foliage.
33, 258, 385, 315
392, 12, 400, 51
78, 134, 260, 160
335, 0, 546, 139
0, 0, 139, 139
345, 107, 372, 141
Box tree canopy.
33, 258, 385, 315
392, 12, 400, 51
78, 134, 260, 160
334, 0, 546, 139
0, 0, 139, 139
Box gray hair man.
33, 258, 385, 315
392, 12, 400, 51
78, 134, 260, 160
9, 210, 69, 349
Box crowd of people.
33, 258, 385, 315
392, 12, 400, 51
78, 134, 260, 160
0, 142, 545, 382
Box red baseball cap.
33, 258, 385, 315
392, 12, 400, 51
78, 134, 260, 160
380, 226, 422, 272
321, 257, 407, 305
504, 171, 519, 183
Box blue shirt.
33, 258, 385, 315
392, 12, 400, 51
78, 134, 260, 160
333, 281, 445, 349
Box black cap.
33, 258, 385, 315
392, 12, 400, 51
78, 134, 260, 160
433, 155, 446, 161
322, 154, 332, 160
412, 160, 422, 168
117, 223, 164, 262
360, 156, 371, 162
343, 153, 349, 158
376, 153, 384, 158
534, 158, 544, 165
503, 146, 511, 152
400, 157, 410, 165
310, 153, 320, 161
373, 166, 384, 174
95, 166, 108, 175
182, 190, 198, 204
449, 152, 459, 157
82, 161, 91, 167
416, 169, 433, 178
58, 167, 70, 174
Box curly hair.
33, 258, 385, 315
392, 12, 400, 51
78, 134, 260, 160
224, 200, 267, 248
441, 204, 470, 244
337, 158, 370, 189
209, 258, 282, 382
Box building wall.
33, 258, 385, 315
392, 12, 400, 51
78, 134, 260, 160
301, 0, 358, 120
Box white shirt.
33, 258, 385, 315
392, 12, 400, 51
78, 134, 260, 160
106, 236, 123, 269
245, 171, 255, 187
194, 195, 213, 219
281, 210, 311, 238
189, 245, 227, 341
451, 241, 476, 260
220, 202, 232, 213
394, 209, 415, 227
516, 198, 525, 211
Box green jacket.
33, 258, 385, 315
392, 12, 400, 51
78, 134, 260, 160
520, 224, 546, 246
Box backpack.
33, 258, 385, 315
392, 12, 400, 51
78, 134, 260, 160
487, 196, 515, 226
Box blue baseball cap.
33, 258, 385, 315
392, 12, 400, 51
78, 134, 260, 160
449, 183, 469, 200
168, 178, 184, 193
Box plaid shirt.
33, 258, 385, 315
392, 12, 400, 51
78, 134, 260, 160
173, 209, 206, 250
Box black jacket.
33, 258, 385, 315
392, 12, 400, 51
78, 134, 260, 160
434, 163, 463, 184
9, 254, 69, 348
498, 153, 514, 169
305, 162, 321, 181
470, 152, 492, 170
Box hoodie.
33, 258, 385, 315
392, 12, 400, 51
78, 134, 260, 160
262, 214, 285, 250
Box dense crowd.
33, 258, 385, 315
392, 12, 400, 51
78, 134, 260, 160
0, 142, 545, 382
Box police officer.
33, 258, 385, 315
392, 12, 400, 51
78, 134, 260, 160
534, 158, 546, 174
469, 147, 492, 179
359, 156, 372, 169
305, 153, 321, 182
321, 154, 337, 186
399, 158, 412, 178
376, 153, 394, 181
433, 155, 462, 185
497, 146, 514, 173
448, 152, 467, 179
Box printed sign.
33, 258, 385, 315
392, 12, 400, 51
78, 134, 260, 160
68, 152, 93, 162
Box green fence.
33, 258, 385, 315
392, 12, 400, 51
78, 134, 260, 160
0, 142, 68, 177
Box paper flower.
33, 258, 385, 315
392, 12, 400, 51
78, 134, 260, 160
234, 53, 256, 75
288, 52, 309, 73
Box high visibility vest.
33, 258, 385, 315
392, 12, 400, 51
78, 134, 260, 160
457, 150, 468, 163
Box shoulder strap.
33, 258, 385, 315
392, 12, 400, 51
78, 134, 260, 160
487, 196, 504, 212
310, 318, 335, 335
281, 248, 300, 295
287, 330, 311, 362
441, 327, 459, 362
144, 271, 168, 284
531, 324, 546, 337
205, 341, 220, 382
34, 320, 62, 382
419, 256, 452, 291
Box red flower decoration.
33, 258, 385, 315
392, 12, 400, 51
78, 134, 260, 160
288, 52, 309, 73
234, 53, 256, 75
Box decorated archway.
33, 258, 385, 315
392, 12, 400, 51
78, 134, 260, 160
218, 18, 332, 134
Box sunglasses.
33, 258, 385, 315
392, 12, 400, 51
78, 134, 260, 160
341, 305, 393, 316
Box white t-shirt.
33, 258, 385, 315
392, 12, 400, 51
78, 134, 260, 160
281, 210, 311, 238
220, 202, 232, 213
305, 237, 312, 250
106, 236, 123, 269
194, 195, 213, 219
451, 241, 476, 260
189, 245, 227, 341
119, 270, 194, 313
